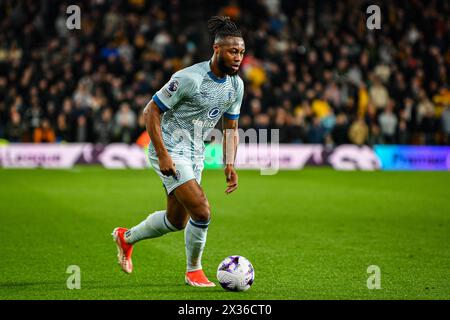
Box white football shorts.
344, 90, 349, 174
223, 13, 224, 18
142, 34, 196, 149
148, 153, 204, 195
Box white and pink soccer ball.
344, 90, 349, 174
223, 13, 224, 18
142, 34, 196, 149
217, 255, 254, 292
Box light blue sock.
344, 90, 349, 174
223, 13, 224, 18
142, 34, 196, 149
185, 218, 210, 272
125, 210, 178, 244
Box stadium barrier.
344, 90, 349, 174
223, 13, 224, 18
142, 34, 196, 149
0, 143, 449, 171
374, 145, 450, 171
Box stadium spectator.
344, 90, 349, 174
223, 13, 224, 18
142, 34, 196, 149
55, 113, 71, 142
94, 108, 115, 144
416, 90, 435, 127
349, 115, 369, 146
115, 102, 136, 144
238, 114, 252, 131
286, 113, 306, 144
33, 118, 56, 143
398, 119, 409, 145
6, 110, 24, 142
368, 124, 384, 146
369, 77, 390, 112
307, 117, 325, 144
132, 113, 147, 143
420, 109, 438, 145
75, 115, 93, 143
378, 101, 398, 144
330, 113, 350, 146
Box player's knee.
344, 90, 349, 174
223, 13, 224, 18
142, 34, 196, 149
191, 201, 211, 222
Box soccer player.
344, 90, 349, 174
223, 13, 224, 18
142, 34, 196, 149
112, 16, 245, 287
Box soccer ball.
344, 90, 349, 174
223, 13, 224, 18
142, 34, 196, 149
217, 255, 254, 292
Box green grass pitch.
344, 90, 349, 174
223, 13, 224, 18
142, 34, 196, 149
0, 167, 449, 300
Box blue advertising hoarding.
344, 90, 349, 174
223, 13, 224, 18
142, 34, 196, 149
374, 145, 450, 171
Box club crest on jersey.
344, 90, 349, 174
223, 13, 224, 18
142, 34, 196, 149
207, 107, 221, 119
168, 80, 179, 92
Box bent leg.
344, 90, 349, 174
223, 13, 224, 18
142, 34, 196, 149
173, 179, 211, 223
124, 192, 188, 244
166, 192, 190, 230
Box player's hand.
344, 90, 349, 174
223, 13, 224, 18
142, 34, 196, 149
224, 165, 238, 194
158, 154, 177, 178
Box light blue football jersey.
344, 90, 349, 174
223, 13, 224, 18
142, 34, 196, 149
149, 60, 244, 163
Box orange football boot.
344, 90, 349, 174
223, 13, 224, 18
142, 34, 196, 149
185, 269, 216, 287
112, 227, 133, 274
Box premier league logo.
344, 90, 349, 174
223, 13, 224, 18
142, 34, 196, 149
207, 107, 221, 119
168, 80, 179, 92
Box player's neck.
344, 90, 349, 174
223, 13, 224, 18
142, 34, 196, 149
210, 57, 226, 79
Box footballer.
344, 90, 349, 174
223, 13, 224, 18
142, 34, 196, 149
112, 16, 245, 287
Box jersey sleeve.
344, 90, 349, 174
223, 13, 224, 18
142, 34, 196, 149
152, 72, 196, 112
223, 78, 244, 120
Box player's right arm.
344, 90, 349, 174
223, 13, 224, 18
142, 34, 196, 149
144, 72, 196, 177
143, 100, 176, 177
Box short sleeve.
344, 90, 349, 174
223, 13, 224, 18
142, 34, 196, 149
152, 73, 195, 112
223, 78, 244, 120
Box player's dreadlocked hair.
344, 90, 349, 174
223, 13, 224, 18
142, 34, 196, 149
207, 16, 242, 42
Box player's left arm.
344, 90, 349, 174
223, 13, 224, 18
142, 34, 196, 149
222, 78, 243, 195
223, 117, 239, 195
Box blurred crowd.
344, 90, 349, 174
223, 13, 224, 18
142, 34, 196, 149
1, 0, 450, 146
